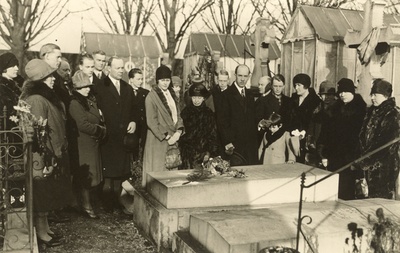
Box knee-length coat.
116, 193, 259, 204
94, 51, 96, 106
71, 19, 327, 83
142, 86, 183, 187
21, 82, 73, 212
179, 102, 219, 169
93, 77, 136, 178
69, 92, 103, 188
359, 97, 400, 199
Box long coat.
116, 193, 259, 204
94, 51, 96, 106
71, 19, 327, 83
289, 88, 322, 163
180, 102, 219, 169
132, 87, 150, 151
21, 82, 73, 212
358, 98, 400, 199
259, 131, 296, 165
69, 92, 103, 188
329, 94, 366, 200
94, 76, 136, 178
217, 83, 258, 165
0, 76, 21, 129
142, 86, 183, 187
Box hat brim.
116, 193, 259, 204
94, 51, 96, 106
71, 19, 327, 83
74, 83, 94, 89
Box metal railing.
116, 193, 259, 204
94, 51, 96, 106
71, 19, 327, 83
1, 107, 34, 252
295, 136, 400, 252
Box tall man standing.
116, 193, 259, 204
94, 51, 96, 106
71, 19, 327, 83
92, 50, 107, 85
94, 57, 137, 212
218, 64, 258, 165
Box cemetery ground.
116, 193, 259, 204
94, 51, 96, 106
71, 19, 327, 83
43, 207, 157, 253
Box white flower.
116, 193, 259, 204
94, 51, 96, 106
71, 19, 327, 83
291, 129, 306, 138
9, 115, 19, 123
13, 105, 30, 113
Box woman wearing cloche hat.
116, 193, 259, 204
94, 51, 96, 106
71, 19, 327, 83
358, 79, 400, 199
0, 52, 22, 129
323, 77, 366, 200
68, 70, 105, 219
142, 65, 184, 187
20, 59, 73, 247
179, 82, 219, 169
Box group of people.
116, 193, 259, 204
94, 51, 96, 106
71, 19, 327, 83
0, 42, 399, 247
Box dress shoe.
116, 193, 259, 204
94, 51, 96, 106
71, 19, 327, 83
82, 209, 100, 219
48, 233, 64, 241
37, 237, 62, 247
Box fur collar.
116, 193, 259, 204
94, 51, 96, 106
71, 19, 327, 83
153, 86, 179, 117
71, 90, 95, 111
21, 81, 64, 112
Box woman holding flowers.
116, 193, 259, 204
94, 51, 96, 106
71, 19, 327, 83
20, 59, 73, 247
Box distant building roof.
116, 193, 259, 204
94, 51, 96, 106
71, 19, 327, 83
283, 5, 400, 42
185, 33, 280, 60
82, 32, 161, 58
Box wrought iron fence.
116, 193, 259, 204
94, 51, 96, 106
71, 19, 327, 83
295, 136, 400, 253
0, 107, 34, 252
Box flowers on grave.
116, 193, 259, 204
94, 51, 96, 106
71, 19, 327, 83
185, 155, 246, 183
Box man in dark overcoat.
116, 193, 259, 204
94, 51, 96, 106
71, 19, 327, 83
128, 68, 149, 161
217, 64, 258, 165
93, 56, 137, 212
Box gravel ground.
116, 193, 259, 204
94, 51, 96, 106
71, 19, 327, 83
42, 209, 157, 253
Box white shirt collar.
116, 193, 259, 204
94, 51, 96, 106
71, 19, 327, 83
109, 75, 120, 86
234, 82, 244, 93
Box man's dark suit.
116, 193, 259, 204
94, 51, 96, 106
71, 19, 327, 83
217, 83, 258, 165
92, 72, 106, 86
93, 76, 136, 178
132, 87, 149, 159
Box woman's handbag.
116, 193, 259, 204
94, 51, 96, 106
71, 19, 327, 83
165, 143, 182, 170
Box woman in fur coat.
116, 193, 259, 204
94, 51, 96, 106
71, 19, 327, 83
142, 65, 184, 187
69, 70, 106, 219
358, 79, 400, 199
21, 59, 73, 246
179, 83, 219, 169
328, 78, 366, 200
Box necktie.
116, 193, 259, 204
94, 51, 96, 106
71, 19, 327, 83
98, 72, 101, 79
241, 88, 245, 98
115, 81, 120, 95
133, 88, 138, 96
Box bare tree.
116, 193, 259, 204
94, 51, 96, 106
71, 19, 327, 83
94, 0, 156, 35
0, 0, 71, 69
149, 0, 214, 66
200, 0, 258, 35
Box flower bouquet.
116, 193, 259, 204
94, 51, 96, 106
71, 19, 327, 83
185, 155, 247, 183
11, 100, 57, 178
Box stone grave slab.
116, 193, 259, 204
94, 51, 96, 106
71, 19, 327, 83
146, 163, 338, 209
188, 199, 400, 253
